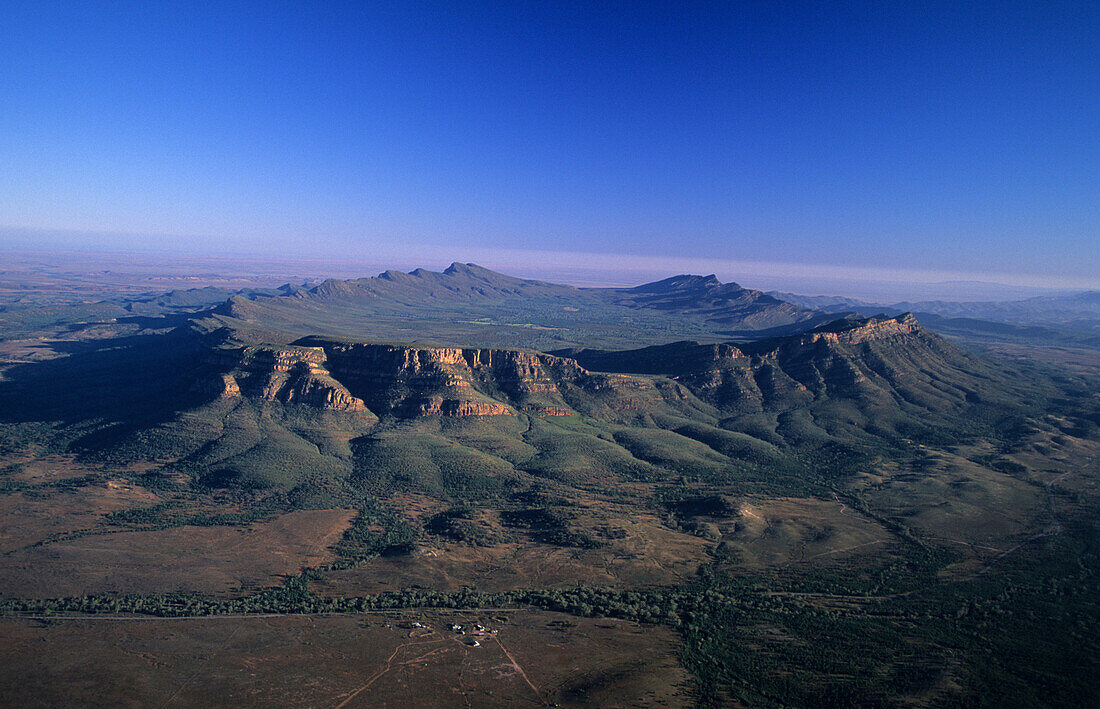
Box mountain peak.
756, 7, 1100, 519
630, 273, 726, 294
441, 262, 524, 285
800, 312, 923, 343
444, 262, 493, 277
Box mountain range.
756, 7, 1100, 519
0, 265, 1070, 501
1, 264, 1097, 706
770, 288, 1100, 349
191, 262, 827, 350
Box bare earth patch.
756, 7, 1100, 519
715, 496, 898, 570
0, 482, 161, 553
316, 514, 710, 596
3, 454, 103, 484
0, 611, 693, 708
0, 508, 356, 598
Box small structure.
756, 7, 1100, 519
450, 623, 463, 632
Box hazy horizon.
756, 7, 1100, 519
3, 3, 1097, 291
1, 231, 1091, 304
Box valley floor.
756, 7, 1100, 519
0, 611, 691, 708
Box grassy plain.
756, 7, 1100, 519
0, 611, 691, 708
0, 508, 355, 598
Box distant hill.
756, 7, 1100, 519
769, 289, 1100, 349
192, 263, 826, 350
769, 288, 1100, 327
603, 273, 813, 329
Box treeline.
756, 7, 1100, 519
0, 582, 732, 626
2, 537, 1097, 708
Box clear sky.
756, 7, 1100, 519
1, 2, 1097, 288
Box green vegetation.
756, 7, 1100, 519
425, 506, 505, 546
331, 498, 419, 565
3, 524, 1096, 707
351, 431, 520, 497
2, 268, 1099, 706
500, 506, 604, 548
101, 500, 278, 530
677, 523, 1100, 707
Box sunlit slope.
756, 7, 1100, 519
41, 311, 1060, 499
558, 314, 1040, 445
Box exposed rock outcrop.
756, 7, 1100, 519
207, 337, 710, 423
560, 314, 981, 417
204, 313, 985, 430
212, 345, 370, 413
314, 342, 599, 419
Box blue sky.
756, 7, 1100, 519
1, 2, 1097, 287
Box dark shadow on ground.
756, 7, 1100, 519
0, 328, 215, 436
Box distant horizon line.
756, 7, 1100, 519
2, 225, 1098, 296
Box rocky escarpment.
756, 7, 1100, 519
210, 345, 371, 414
741, 313, 979, 407
207, 338, 701, 421
311, 343, 535, 418
560, 314, 989, 418
302, 340, 697, 420
205, 314, 996, 432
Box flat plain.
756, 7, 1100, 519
0, 611, 691, 708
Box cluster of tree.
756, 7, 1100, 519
2, 522, 1097, 708
101, 500, 277, 531
424, 506, 505, 546
500, 506, 603, 548
331, 498, 418, 566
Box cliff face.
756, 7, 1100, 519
564, 314, 985, 417
207, 314, 986, 428
318, 344, 513, 418
212, 346, 371, 414
208, 337, 709, 423
317, 342, 628, 419
743, 313, 973, 407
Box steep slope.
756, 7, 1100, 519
209, 345, 371, 414
178, 312, 1041, 446
558, 313, 1033, 445
162, 311, 1051, 489
208, 337, 713, 425
2, 291, 1067, 499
